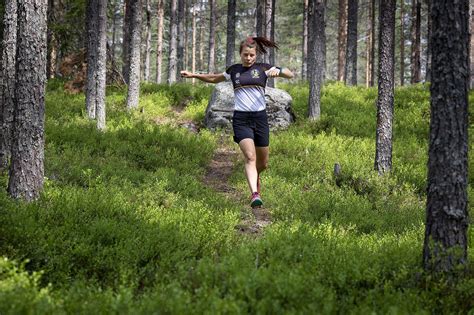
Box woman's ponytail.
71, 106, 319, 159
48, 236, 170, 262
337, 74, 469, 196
240, 36, 279, 54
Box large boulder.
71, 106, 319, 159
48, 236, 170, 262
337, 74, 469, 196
204, 81, 295, 130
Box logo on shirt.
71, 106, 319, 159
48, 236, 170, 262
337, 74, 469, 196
251, 69, 260, 79
236, 73, 240, 78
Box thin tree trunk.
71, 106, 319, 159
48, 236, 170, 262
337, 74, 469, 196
225, 0, 236, 68
207, 0, 216, 73
423, 0, 469, 274
155, 0, 164, 83
143, 0, 151, 81
308, 0, 325, 120
8, 0, 48, 201
122, 0, 132, 83
345, 0, 358, 85
425, 0, 431, 82
111, 0, 117, 61
168, 0, 178, 83
366, 0, 375, 87
126, 0, 142, 109
302, 0, 308, 80
86, 0, 98, 119
266, 0, 275, 87
46, 0, 57, 79
0, 0, 17, 170
337, 0, 347, 81
192, 0, 196, 84
410, 0, 421, 83
256, 0, 264, 37
374, 0, 396, 174
400, 0, 405, 85
177, 0, 185, 81
199, 13, 204, 71
184, 0, 188, 70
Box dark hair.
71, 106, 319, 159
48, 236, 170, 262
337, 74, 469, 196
239, 36, 279, 54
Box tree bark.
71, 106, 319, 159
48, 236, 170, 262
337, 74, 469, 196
126, 0, 141, 109
366, 0, 375, 87
469, 0, 473, 89
192, 0, 196, 84
423, 0, 469, 274
122, 0, 132, 84
302, 0, 309, 80
155, 0, 164, 83
177, 0, 185, 81
0, 0, 17, 170
410, 0, 421, 83
256, 0, 265, 37
265, 0, 275, 87
308, 0, 325, 120
225, 0, 236, 68
337, 0, 347, 82
46, 0, 57, 79
345, 0, 358, 85
8, 0, 47, 201
143, 0, 151, 82
400, 0, 405, 85
168, 0, 178, 83
374, 0, 396, 174
207, 0, 216, 73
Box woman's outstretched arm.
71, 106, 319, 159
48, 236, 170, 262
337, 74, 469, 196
180, 71, 226, 84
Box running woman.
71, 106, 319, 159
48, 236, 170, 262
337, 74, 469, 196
181, 36, 294, 207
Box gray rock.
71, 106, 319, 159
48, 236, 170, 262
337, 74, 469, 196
204, 81, 295, 131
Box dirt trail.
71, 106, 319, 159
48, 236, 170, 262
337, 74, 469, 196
201, 134, 272, 235
154, 106, 272, 235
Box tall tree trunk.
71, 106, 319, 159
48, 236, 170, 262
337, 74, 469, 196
143, 0, 151, 81
184, 0, 188, 70
400, 0, 405, 85
256, 0, 264, 37
177, 0, 185, 81
122, 0, 132, 84
111, 0, 118, 62
85, 0, 107, 129
225, 0, 236, 68
425, 0, 431, 82
168, 0, 178, 83
337, 0, 347, 81
302, 0, 308, 80
410, 0, 421, 83
126, 0, 142, 109
374, 0, 396, 174
192, 0, 196, 84
471, 1, 474, 89
308, 0, 325, 120
199, 12, 204, 71
0, 0, 17, 170
207, 0, 216, 73
46, 0, 57, 79
423, 0, 469, 274
366, 0, 375, 87
155, 0, 164, 83
345, 0, 358, 85
8, 0, 47, 201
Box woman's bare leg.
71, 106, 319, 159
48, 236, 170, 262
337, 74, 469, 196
238, 138, 258, 194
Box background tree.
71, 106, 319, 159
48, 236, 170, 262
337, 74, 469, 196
155, 0, 164, 83
122, 0, 132, 83
344, 0, 358, 85
0, 0, 17, 170
424, 0, 431, 82
410, 0, 421, 83
168, 0, 178, 83
8, 0, 48, 201
126, 0, 142, 109
143, 0, 152, 82
266, 0, 276, 87
400, 0, 405, 85
302, 0, 308, 80
423, 0, 469, 274
365, 0, 375, 87
470, 0, 473, 89
177, 0, 185, 80
374, 0, 396, 174
85, 0, 107, 130
225, 0, 236, 68
46, 0, 58, 79
337, 0, 347, 82
207, 0, 216, 73
308, 0, 325, 120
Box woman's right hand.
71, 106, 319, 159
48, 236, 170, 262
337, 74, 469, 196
180, 70, 194, 78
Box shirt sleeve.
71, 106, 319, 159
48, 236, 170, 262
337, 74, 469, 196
260, 63, 273, 71
223, 65, 233, 81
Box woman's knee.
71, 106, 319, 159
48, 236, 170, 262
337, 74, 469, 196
244, 152, 257, 164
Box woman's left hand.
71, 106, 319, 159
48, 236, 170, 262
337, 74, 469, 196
265, 67, 281, 78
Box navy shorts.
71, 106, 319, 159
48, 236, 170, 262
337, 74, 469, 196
232, 110, 270, 147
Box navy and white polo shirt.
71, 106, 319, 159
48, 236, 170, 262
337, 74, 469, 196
223, 63, 275, 112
